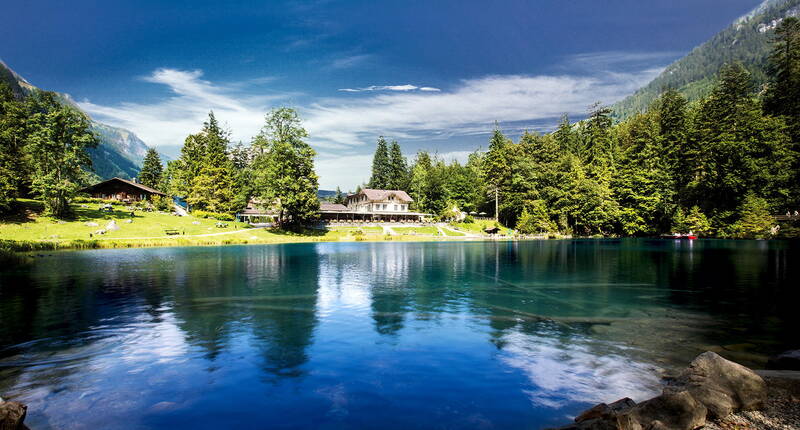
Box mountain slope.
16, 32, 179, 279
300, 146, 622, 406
0, 59, 149, 180
613, 0, 800, 119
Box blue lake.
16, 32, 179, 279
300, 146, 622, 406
0, 240, 797, 429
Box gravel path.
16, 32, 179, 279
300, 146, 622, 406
704, 372, 800, 430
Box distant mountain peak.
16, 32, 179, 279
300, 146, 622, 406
0, 59, 152, 180
613, 0, 800, 119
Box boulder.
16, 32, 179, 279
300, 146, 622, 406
0, 399, 27, 430
575, 398, 636, 422
626, 391, 706, 430
85, 221, 99, 227
665, 351, 767, 419
767, 350, 800, 370
105, 220, 120, 231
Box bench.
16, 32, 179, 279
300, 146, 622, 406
164, 229, 181, 235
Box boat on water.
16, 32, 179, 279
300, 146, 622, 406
661, 232, 698, 240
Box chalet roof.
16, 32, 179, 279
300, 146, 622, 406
320, 202, 348, 212
80, 177, 166, 196
352, 189, 413, 203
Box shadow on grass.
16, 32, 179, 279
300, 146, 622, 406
266, 226, 328, 237
1, 199, 144, 225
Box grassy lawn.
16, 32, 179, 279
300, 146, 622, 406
393, 226, 440, 235
0, 199, 250, 241
441, 228, 465, 236
450, 219, 506, 234
1, 199, 495, 252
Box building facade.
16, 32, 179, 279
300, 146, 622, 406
80, 177, 166, 202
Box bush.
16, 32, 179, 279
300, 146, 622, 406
192, 210, 235, 221
462, 215, 474, 224
151, 195, 171, 212
732, 194, 775, 239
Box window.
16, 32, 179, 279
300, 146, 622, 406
394, 205, 398, 211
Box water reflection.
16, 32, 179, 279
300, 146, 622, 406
0, 240, 796, 429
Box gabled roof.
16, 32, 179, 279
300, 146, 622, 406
320, 202, 348, 212
80, 177, 166, 196
350, 189, 413, 203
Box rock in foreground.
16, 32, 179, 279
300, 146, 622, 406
0, 398, 27, 430
666, 351, 767, 418
548, 351, 770, 430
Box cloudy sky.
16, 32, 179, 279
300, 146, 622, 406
2, 0, 762, 189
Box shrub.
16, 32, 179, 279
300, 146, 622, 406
462, 215, 474, 224
192, 210, 235, 221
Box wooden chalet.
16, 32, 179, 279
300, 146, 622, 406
80, 177, 166, 202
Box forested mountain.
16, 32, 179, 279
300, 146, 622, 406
0, 59, 150, 180
613, 0, 800, 119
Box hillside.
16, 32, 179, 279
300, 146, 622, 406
0, 59, 150, 180
613, 0, 800, 119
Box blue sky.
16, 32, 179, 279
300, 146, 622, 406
2, 0, 762, 189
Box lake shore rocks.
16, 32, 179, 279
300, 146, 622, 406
548, 351, 774, 430
664, 351, 767, 419
0, 398, 27, 430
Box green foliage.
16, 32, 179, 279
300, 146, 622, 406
186, 112, 238, 213
138, 148, 163, 190
368, 136, 391, 189
387, 140, 409, 190
192, 210, 235, 221
0, 82, 27, 212
613, 0, 800, 119
684, 206, 713, 236
732, 194, 775, 239
516, 200, 557, 234
151, 194, 171, 212
252, 107, 320, 226
25, 91, 98, 218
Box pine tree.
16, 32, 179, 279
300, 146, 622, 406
185, 112, 238, 213
334, 187, 346, 205
764, 17, 800, 139
733, 194, 774, 239
409, 151, 433, 212
482, 125, 511, 221
0, 82, 28, 212
691, 62, 794, 222
138, 148, 163, 190
252, 107, 319, 226
387, 140, 408, 190
368, 137, 391, 189
25, 91, 97, 218
553, 114, 577, 154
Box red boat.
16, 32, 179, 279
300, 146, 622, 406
661, 232, 697, 240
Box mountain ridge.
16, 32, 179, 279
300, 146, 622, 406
613, 0, 800, 119
0, 59, 150, 180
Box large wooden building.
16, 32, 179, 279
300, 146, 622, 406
319, 189, 427, 222
80, 177, 166, 202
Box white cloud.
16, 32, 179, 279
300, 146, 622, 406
79, 68, 283, 154
79, 52, 667, 190
304, 69, 662, 150
329, 54, 371, 70
338, 84, 441, 93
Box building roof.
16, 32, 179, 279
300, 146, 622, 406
350, 189, 413, 203
80, 177, 166, 196
320, 202, 348, 212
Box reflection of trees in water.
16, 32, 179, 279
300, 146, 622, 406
0, 252, 173, 348
243, 245, 320, 379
